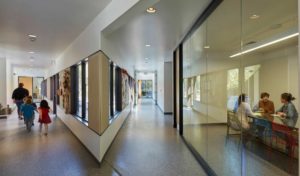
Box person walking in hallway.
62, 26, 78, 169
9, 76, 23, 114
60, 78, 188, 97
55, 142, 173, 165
38, 100, 52, 136
12, 83, 29, 119
20, 97, 35, 132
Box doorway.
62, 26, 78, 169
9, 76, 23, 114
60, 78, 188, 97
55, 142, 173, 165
134, 71, 157, 105
138, 80, 153, 99
18, 76, 44, 101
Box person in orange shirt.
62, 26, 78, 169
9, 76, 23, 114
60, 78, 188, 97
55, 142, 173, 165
253, 92, 275, 114
253, 92, 275, 138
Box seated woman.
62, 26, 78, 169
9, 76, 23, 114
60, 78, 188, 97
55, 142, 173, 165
253, 92, 275, 114
277, 93, 298, 127
236, 93, 255, 130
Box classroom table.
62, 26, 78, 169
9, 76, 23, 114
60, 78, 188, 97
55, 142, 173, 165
248, 112, 298, 158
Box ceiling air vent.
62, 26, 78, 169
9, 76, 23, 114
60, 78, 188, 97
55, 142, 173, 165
244, 41, 256, 46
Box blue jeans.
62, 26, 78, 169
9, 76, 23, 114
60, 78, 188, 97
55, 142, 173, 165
15, 100, 24, 116
25, 116, 34, 132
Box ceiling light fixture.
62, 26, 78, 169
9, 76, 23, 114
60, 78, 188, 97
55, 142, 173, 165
28, 34, 37, 38
146, 44, 151, 47
250, 14, 260, 20
204, 45, 210, 49
230, 32, 299, 58
146, 7, 156, 13
28, 51, 35, 54
28, 34, 37, 42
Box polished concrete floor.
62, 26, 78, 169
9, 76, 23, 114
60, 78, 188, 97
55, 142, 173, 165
0, 100, 206, 176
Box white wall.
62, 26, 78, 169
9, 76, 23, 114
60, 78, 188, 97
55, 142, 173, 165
156, 61, 174, 113
163, 62, 173, 113
0, 57, 7, 106
157, 61, 164, 111
43, 0, 141, 163
6, 60, 13, 105
187, 45, 299, 124
46, 0, 141, 77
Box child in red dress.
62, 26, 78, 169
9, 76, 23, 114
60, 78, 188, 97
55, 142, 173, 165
38, 100, 51, 136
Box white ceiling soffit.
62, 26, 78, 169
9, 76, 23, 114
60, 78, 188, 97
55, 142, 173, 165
101, 0, 212, 71
0, 0, 112, 68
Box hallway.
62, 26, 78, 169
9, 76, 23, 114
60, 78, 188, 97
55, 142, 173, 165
0, 100, 206, 176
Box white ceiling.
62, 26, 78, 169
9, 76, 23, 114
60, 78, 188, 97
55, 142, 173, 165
0, 0, 111, 68
101, 0, 212, 71
181, 0, 298, 67
102, 0, 298, 72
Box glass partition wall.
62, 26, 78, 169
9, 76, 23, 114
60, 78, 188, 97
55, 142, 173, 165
179, 0, 299, 175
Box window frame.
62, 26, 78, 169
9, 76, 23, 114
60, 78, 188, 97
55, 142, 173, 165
72, 60, 88, 123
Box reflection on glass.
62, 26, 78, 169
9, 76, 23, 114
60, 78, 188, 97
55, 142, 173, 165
242, 0, 299, 175
85, 61, 89, 120
33, 77, 44, 100
76, 64, 82, 117
141, 80, 153, 98
180, 0, 298, 175
194, 76, 201, 102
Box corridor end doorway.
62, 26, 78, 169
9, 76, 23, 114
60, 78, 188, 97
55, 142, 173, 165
138, 80, 153, 99
134, 71, 157, 105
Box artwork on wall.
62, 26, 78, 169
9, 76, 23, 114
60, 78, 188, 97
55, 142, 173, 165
121, 69, 129, 109
42, 50, 136, 122
57, 68, 71, 114
128, 77, 135, 104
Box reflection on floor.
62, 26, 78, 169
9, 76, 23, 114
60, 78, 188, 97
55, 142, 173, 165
184, 124, 298, 176
0, 111, 119, 176
104, 99, 206, 175
0, 100, 206, 176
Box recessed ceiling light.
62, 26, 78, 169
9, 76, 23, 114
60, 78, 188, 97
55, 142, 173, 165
28, 34, 37, 42
147, 7, 156, 13
204, 45, 210, 49
146, 44, 151, 47
250, 14, 260, 20
28, 34, 37, 38
28, 51, 35, 54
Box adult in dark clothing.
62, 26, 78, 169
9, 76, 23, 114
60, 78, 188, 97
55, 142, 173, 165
12, 83, 29, 119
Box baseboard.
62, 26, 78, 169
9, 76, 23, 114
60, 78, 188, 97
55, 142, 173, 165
156, 104, 173, 115
164, 112, 173, 115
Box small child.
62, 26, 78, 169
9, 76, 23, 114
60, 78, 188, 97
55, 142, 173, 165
27, 96, 37, 126
20, 98, 35, 132
38, 100, 52, 136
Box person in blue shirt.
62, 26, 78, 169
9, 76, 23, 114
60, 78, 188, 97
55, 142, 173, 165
21, 97, 35, 132
27, 96, 37, 126
277, 93, 298, 127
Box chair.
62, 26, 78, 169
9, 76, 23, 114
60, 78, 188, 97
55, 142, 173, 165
253, 118, 272, 144
227, 110, 241, 135
226, 110, 242, 148
271, 122, 298, 157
